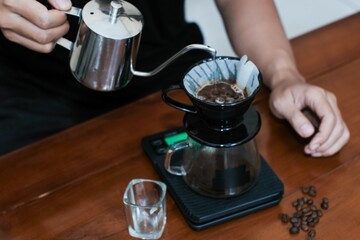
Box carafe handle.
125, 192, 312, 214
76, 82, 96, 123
56, 7, 82, 50
164, 141, 189, 176
161, 85, 197, 114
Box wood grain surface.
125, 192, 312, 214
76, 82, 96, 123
0, 13, 359, 240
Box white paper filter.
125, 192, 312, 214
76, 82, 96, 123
184, 55, 260, 99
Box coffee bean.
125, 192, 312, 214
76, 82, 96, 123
321, 202, 329, 210
294, 211, 303, 218
304, 211, 312, 216
308, 229, 316, 237
308, 186, 317, 197
302, 186, 310, 194
281, 185, 328, 239
301, 224, 309, 232
321, 197, 329, 210
302, 206, 311, 213
296, 205, 302, 212
289, 226, 300, 234
317, 210, 323, 217
308, 221, 316, 227
292, 200, 299, 207
280, 213, 289, 223
290, 217, 299, 224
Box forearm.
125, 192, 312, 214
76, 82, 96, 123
215, 0, 305, 89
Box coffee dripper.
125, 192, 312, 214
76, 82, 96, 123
57, 0, 216, 91
162, 56, 263, 198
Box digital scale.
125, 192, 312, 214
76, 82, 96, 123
141, 127, 284, 230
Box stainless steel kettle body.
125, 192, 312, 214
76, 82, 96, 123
57, 0, 143, 91
57, 0, 216, 92
69, 18, 141, 91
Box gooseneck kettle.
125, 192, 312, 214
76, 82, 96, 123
57, 0, 216, 91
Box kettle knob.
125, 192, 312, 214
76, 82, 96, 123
109, 1, 122, 23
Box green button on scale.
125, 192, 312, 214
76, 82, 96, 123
164, 132, 188, 146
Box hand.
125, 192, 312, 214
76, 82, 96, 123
269, 76, 350, 157
0, 0, 72, 52
215, 0, 350, 157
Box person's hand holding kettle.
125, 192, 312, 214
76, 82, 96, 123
1, 0, 216, 91
0, 0, 72, 53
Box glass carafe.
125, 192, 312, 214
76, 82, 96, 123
164, 136, 261, 198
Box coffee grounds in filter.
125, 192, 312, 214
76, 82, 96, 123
195, 81, 247, 104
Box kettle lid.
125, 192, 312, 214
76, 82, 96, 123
82, 0, 143, 40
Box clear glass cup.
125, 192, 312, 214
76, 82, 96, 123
123, 179, 167, 239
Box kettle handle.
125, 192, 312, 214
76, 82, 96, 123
164, 141, 189, 176
131, 44, 216, 77
56, 7, 82, 50
161, 85, 197, 114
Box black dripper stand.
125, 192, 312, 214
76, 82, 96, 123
141, 56, 284, 230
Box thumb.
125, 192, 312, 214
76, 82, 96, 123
288, 110, 316, 138
48, 0, 72, 11
272, 101, 316, 138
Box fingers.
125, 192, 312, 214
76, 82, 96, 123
47, 0, 72, 10
303, 88, 335, 148
305, 92, 350, 157
317, 127, 350, 157
279, 102, 316, 138
307, 126, 350, 157
269, 82, 350, 157
3, 27, 58, 52
0, 0, 70, 52
3, 0, 68, 28
269, 87, 316, 138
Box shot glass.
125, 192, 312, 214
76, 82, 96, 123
123, 179, 167, 239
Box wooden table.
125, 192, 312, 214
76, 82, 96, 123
0, 13, 359, 240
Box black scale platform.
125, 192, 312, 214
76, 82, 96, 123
141, 127, 284, 230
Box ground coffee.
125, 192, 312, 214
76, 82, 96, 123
196, 81, 247, 104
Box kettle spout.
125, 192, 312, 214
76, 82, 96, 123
131, 44, 217, 77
